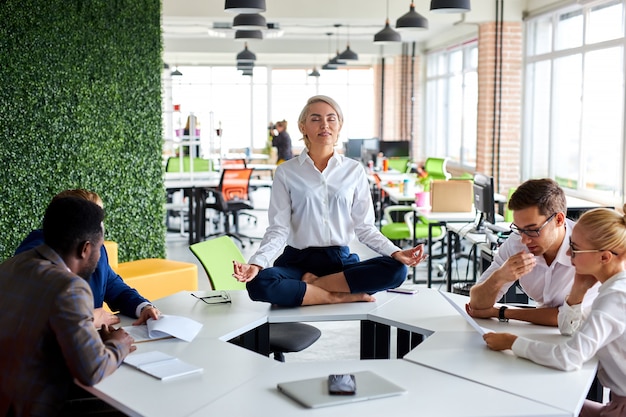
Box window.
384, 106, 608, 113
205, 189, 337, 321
166, 66, 374, 155
425, 40, 478, 169
524, 0, 625, 203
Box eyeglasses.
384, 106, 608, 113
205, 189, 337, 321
568, 238, 618, 259
191, 291, 231, 305
510, 213, 557, 238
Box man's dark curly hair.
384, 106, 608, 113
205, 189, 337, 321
43, 197, 105, 256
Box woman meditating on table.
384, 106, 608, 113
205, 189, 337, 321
232, 95, 427, 307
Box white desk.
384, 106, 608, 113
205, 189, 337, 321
164, 173, 272, 244
402, 292, 598, 416
188, 359, 570, 417
84, 289, 598, 417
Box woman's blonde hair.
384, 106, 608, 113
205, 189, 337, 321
297, 95, 343, 149
52, 189, 103, 208
575, 205, 626, 255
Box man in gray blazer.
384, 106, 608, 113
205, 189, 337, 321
0, 197, 135, 416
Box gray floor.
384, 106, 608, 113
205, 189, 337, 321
164, 187, 471, 362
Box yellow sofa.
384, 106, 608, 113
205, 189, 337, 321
103, 241, 198, 302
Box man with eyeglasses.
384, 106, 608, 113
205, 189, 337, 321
467, 178, 599, 333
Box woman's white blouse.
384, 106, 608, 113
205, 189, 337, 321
249, 150, 400, 268
512, 271, 626, 396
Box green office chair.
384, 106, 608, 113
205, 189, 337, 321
381, 206, 445, 245
166, 156, 211, 173
386, 157, 411, 173
504, 187, 517, 223
189, 236, 321, 362
423, 157, 451, 181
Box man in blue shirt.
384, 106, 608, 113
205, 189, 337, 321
15, 189, 160, 327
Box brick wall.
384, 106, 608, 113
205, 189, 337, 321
477, 21, 523, 194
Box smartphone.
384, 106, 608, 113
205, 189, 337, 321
328, 374, 356, 395
387, 287, 418, 295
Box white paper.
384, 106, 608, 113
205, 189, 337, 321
124, 351, 203, 381
439, 290, 493, 335
123, 314, 203, 343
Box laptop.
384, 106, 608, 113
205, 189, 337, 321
430, 180, 474, 212
276, 370, 407, 409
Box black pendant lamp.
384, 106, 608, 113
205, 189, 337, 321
308, 67, 321, 77
374, 19, 401, 44
171, 66, 183, 76
374, 0, 401, 44
396, 3, 429, 30
224, 0, 266, 14
232, 13, 266, 30
430, 0, 471, 13
338, 25, 358, 61
236, 43, 257, 62
235, 30, 263, 40
338, 45, 358, 61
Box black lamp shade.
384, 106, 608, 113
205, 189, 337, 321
235, 30, 263, 40
338, 45, 358, 61
430, 0, 471, 13
171, 68, 183, 76
322, 62, 338, 70
241, 69, 254, 76
232, 13, 266, 30
329, 56, 346, 67
396, 4, 429, 30
308, 68, 321, 77
374, 20, 402, 44
236, 44, 257, 62
237, 61, 255, 70
225, 0, 266, 14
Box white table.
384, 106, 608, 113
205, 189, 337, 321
402, 291, 598, 416
188, 359, 571, 417
84, 289, 598, 417
164, 173, 272, 244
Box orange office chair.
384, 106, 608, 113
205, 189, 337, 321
205, 168, 258, 247
220, 158, 247, 169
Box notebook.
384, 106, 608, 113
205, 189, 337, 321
430, 180, 473, 212
277, 370, 406, 408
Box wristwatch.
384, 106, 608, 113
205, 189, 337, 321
498, 306, 509, 322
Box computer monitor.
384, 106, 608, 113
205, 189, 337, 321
344, 138, 379, 162
360, 138, 380, 164
378, 141, 410, 158
472, 173, 495, 233
345, 139, 365, 160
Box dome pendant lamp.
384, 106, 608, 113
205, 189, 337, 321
374, 0, 401, 44
396, 3, 429, 31
338, 25, 358, 61
224, 0, 266, 14
234, 29, 263, 40
430, 0, 471, 13
236, 43, 257, 62
374, 19, 401, 44
308, 67, 321, 77
232, 13, 266, 30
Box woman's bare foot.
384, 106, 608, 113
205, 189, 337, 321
301, 285, 376, 306
302, 272, 319, 284
328, 292, 375, 304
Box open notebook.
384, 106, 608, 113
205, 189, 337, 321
277, 370, 406, 409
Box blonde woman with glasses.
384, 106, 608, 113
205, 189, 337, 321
483, 206, 626, 417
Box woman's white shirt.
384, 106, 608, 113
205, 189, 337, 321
512, 271, 626, 395
248, 150, 399, 268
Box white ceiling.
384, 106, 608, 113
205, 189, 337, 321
162, 0, 563, 67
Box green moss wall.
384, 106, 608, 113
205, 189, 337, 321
0, 0, 165, 262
